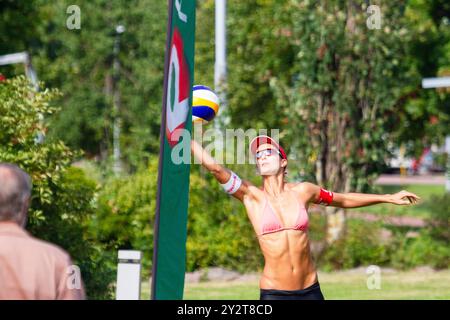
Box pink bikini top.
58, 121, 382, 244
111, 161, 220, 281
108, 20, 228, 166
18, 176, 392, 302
260, 194, 309, 236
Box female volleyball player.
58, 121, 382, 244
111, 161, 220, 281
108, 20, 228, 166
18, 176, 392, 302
190, 135, 420, 300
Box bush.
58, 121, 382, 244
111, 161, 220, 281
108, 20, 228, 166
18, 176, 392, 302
426, 193, 450, 243
92, 163, 264, 276
0, 77, 115, 299
390, 232, 449, 269
92, 161, 158, 277
318, 219, 391, 271
388, 194, 450, 269
45, 167, 116, 299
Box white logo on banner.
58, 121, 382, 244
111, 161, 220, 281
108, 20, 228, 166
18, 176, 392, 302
175, 0, 187, 23
167, 49, 189, 135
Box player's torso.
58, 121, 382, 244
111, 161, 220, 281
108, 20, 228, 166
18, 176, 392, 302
242, 185, 318, 290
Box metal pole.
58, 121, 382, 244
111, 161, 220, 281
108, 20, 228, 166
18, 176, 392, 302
214, 0, 228, 130
24, 54, 44, 144
445, 135, 450, 192
151, 0, 174, 300
113, 25, 125, 175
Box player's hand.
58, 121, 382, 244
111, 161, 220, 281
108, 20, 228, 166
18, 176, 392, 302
389, 190, 421, 205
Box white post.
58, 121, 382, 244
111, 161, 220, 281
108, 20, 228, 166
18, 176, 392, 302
116, 250, 142, 300
422, 77, 450, 88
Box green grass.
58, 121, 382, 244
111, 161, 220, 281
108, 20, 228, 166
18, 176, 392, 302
353, 184, 446, 219
317, 269, 450, 300
141, 269, 450, 300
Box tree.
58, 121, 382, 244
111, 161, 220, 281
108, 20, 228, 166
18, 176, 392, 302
194, 0, 297, 131
0, 76, 115, 299
0, 0, 41, 55
269, 1, 414, 243
24, 0, 169, 170
393, 0, 450, 158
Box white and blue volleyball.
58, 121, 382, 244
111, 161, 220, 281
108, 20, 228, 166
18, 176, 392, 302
192, 85, 219, 123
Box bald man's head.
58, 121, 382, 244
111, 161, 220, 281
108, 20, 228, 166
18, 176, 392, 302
0, 163, 32, 226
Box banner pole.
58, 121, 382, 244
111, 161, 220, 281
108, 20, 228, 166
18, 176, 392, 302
151, 0, 174, 300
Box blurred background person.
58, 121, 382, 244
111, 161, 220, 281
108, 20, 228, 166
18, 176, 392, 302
0, 163, 85, 300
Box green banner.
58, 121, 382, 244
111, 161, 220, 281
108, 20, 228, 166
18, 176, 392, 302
151, 0, 196, 300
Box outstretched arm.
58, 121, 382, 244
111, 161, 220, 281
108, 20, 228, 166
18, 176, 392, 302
298, 182, 421, 208
191, 139, 253, 202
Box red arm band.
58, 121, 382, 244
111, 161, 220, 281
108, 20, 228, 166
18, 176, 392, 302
315, 188, 334, 206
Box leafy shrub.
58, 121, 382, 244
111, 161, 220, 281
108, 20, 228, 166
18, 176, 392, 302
388, 194, 449, 269
318, 192, 450, 271
390, 232, 449, 269
0, 77, 115, 299
92, 161, 158, 276
426, 193, 450, 243
318, 219, 391, 271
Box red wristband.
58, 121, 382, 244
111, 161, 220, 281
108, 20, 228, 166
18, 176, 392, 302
316, 188, 334, 206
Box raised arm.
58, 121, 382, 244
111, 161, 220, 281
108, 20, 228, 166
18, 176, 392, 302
297, 182, 421, 208
190, 139, 253, 202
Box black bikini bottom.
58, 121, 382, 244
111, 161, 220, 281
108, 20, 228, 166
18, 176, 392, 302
260, 281, 325, 300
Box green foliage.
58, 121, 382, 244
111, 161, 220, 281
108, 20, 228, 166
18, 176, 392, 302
426, 193, 450, 242
269, 1, 415, 192
0, 76, 115, 299
40, 166, 116, 299
398, 0, 450, 155
92, 162, 263, 276
195, 0, 302, 131
28, 0, 168, 167
93, 160, 158, 275
0, 0, 42, 55
318, 209, 449, 271
0, 76, 72, 215
388, 193, 450, 269
318, 220, 391, 271
3, 0, 447, 175
373, 192, 449, 271
390, 232, 449, 269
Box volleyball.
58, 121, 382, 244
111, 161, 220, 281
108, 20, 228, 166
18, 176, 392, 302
192, 85, 219, 123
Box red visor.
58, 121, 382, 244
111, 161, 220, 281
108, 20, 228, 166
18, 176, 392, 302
250, 135, 287, 160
